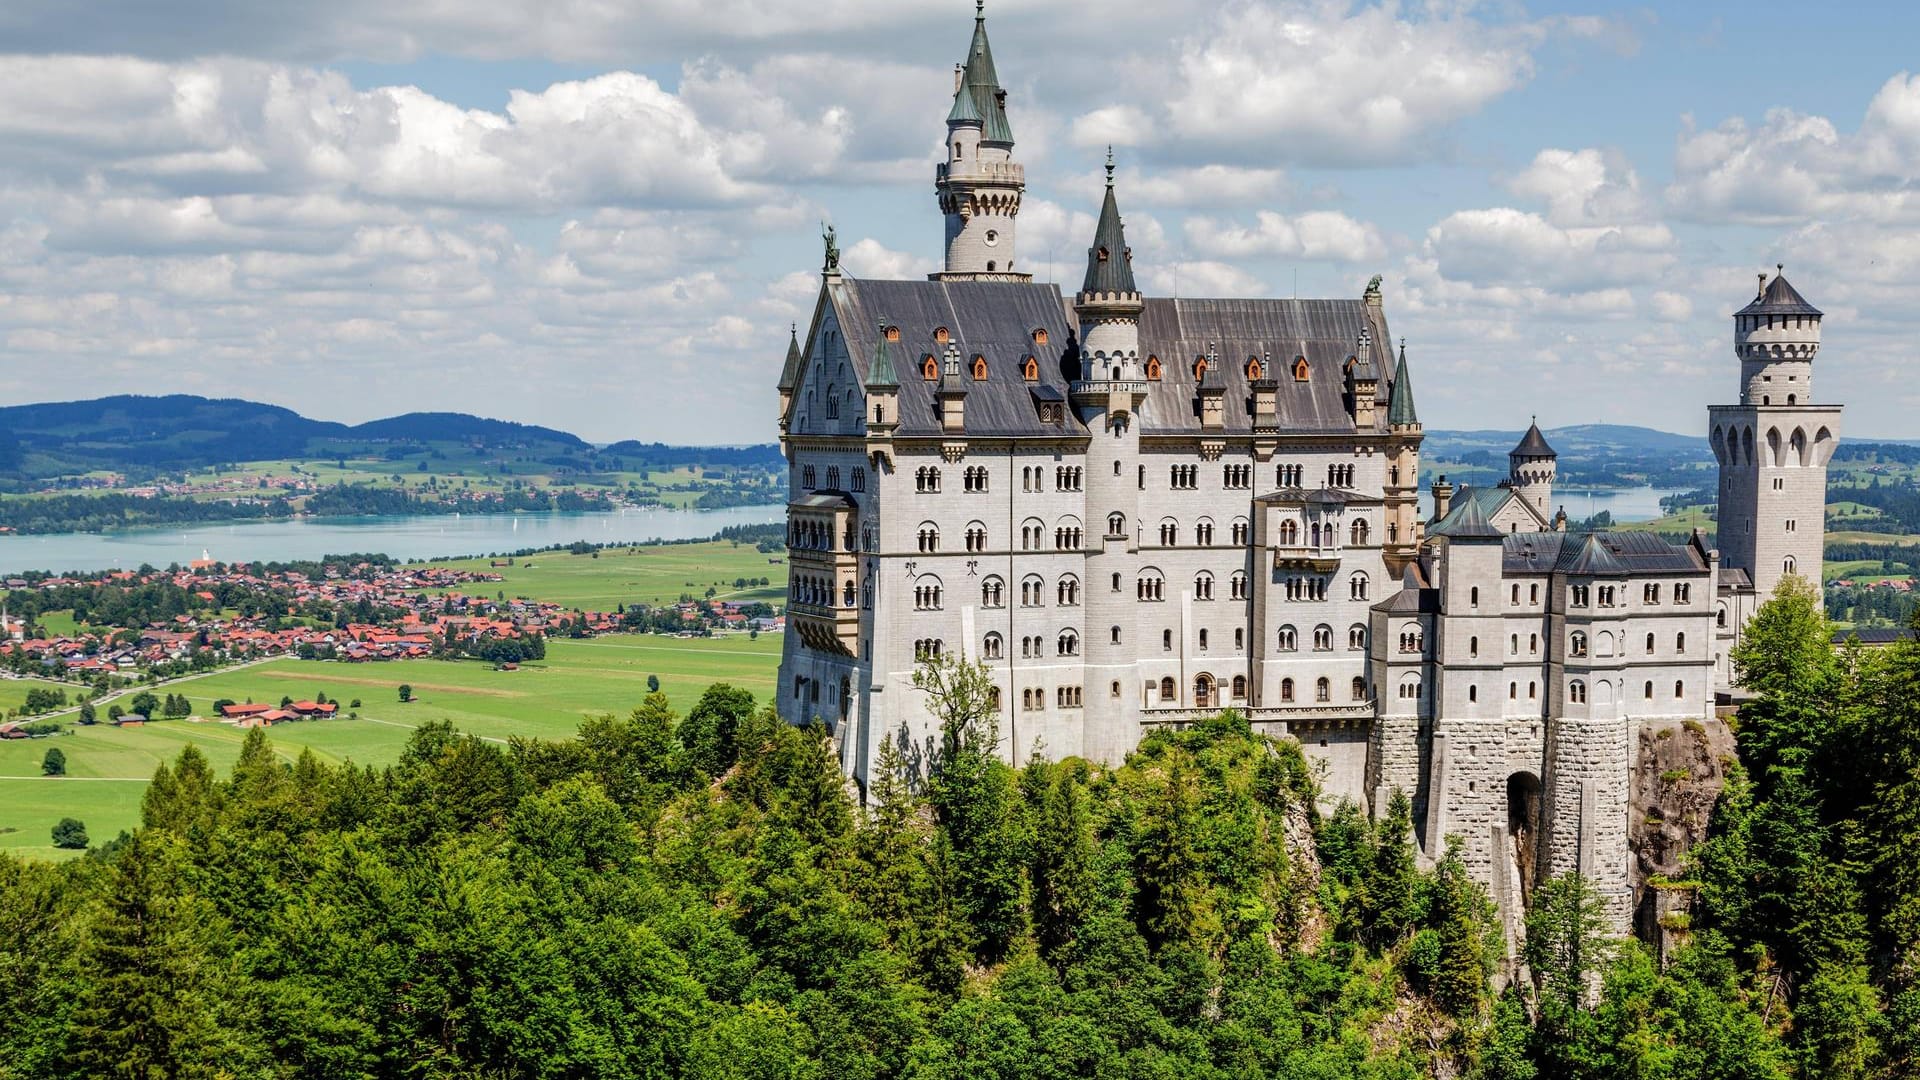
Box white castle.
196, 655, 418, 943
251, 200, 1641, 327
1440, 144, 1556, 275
774, 7, 1839, 932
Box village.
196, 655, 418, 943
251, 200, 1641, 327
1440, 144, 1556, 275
0, 552, 783, 729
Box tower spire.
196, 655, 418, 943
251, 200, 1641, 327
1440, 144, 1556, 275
933, 2, 1025, 280
1082, 151, 1136, 295
1388, 339, 1419, 428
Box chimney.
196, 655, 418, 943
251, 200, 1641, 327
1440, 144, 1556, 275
1431, 474, 1454, 520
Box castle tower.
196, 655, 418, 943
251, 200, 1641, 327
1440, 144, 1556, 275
933, 2, 1027, 281
1709, 268, 1841, 598
1384, 339, 1424, 564
1508, 419, 1557, 517
1071, 158, 1148, 763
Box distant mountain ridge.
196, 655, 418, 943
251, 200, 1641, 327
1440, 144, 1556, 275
0, 394, 1746, 482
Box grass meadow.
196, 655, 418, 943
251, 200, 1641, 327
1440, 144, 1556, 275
424, 539, 788, 610
0, 632, 782, 859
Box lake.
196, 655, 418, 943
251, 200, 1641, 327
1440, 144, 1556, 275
0, 485, 1689, 576
0, 504, 787, 575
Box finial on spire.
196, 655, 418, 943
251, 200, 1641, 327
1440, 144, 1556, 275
1399, 337, 1406, 359
1105, 145, 1114, 186
1777, 262, 1784, 274
976, 0, 984, 18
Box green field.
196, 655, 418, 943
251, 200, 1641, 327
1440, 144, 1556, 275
0, 632, 781, 858
424, 539, 787, 610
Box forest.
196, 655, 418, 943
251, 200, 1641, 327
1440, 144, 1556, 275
0, 582, 1914, 1078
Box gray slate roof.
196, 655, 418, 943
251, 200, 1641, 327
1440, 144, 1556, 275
1082, 168, 1138, 295
808, 277, 1407, 439
1511, 421, 1555, 458
1736, 270, 1822, 317
778, 327, 803, 391
1428, 490, 1505, 540
1387, 342, 1418, 426
1136, 297, 1396, 435
826, 277, 1081, 438
1500, 530, 1707, 575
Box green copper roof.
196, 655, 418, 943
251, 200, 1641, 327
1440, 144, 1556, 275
1081, 155, 1138, 295
960, 6, 1014, 144
1387, 340, 1418, 426
864, 323, 898, 389
946, 80, 982, 125
777, 324, 804, 391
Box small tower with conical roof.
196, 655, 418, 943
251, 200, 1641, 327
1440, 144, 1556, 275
777, 324, 803, 431
1074, 150, 1144, 378
933, 2, 1027, 281
1384, 337, 1425, 563
1508, 418, 1557, 516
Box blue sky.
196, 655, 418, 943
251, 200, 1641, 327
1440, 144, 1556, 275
0, 0, 1916, 443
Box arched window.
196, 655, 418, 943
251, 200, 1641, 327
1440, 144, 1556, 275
1110, 625, 1121, 644
1193, 356, 1209, 380
1350, 519, 1370, 546
1315, 677, 1331, 702
1021, 575, 1045, 607
981, 576, 1004, 607
1194, 571, 1214, 600
1352, 676, 1367, 701
1675, 680, 1685, 699
1023, 356, 1039, 382
1108, 512, 1126, 537
921, 355, 938, 381
1470, 586, 1480, 608
1646, 632, 1656, 654
1349, 572, 1369, 600
1246, 356, 1263, 379
1162, 629, 1173, 651
1159, 676, 1176, 702
1349, 624, 1366, 650
1057, 575, 1080, 606
1058, 630, 1080, 657
1278, 625, 1297, 651
1509, 681, 1518, 700
983, 632, 1003, 660
1717, 606, 1728, 628
1313, 624, 1333, 651
917, 522, 940, 552
1145, 355, 1162, 380
965, 521, 987, 552
1468, 685, 1478, 703
1292, 356, 1310, 381
1784, 556, 1797, 575
1469, 635, 1479, 658
1231, 572, 1249, 601
1232, 675, 1248, 700
933, 326, 950, 345
1569, 680, 1587, 704
1279, 519, 1299, 545
1676, 632, 1686, 653
1280, 677, 1295, 703
1399, 677, 1420, 701
1570, 631, 1588, 657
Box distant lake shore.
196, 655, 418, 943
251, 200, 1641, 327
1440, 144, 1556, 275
0, 504, 786, 576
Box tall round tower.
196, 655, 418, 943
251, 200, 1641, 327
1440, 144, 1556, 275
933, 2, 1027, 281
1508, 419, 1557, 517
1734, 264, 1820, 406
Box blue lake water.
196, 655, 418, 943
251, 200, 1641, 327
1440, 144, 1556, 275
0, 486, 1687, 576
0, 504, 787, 575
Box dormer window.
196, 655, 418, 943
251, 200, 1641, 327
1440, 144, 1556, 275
1023, 356, 1039, 382
1193, 357, 1208, 380
972, 356, 989, 381
1032, 328, 1049, 346
922, 355, 939, 381
1145, 356, 1162, 380
1097, 247, 1110, 262
884, 325, 901, 343
934, 327, 950, 345
1246, 356, 1263, 379
1292, 357, 1310, 381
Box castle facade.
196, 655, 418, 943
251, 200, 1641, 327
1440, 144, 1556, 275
774, 7, 1839, 933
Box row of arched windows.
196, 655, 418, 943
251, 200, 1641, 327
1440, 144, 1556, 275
788, 574, 849, 608
1276, 624, 1367, 652
1278, 676, 1366, 704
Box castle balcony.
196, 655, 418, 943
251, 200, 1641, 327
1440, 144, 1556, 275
1139, 701, 1375, 729
1272, 546, 1342, 573
788, 602, 860, 657
935, 161, 1025, 186
1069, 379, 1148, 415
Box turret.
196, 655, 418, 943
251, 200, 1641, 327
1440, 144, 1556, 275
1384, 337, 1425, 560
777, 324, 803, 431
1073, 150, 1145, 378
1508, 418, 1557, 516
1734, 265, 1821, 406
933, 2, 1027, 281
864, 321, 900, 465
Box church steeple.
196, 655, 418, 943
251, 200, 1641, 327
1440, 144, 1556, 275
933, 2, 1027, 281
1387, 340, 1419, 430
1082, 151, 1137, 295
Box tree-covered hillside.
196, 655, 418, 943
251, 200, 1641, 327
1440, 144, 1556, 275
2, 586, 1916, 1077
